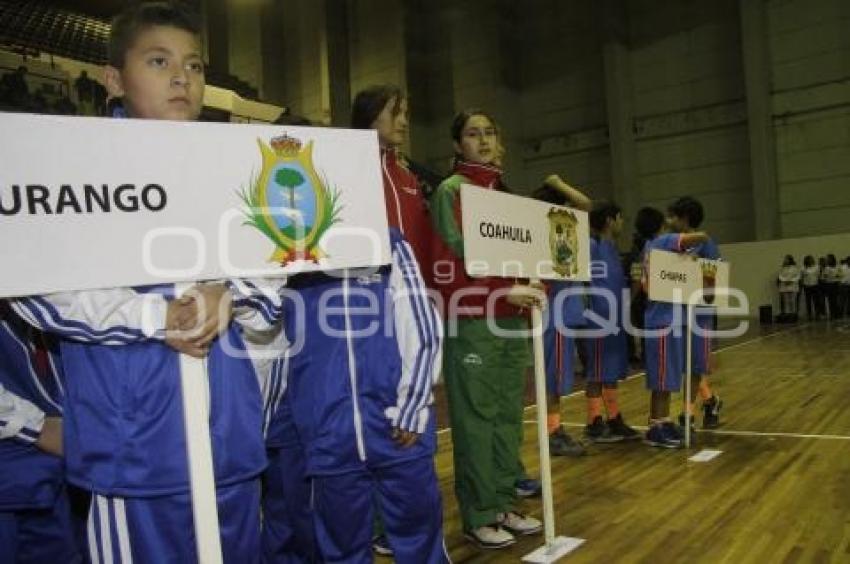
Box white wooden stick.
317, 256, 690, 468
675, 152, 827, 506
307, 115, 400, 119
531, 302, 556, 545
176, 283, 223, 564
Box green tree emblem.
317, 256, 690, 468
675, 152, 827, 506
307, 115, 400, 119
275, 168, 305, 209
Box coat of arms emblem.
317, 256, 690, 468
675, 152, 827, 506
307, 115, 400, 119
547, 207, 579, 277
239, 134, 343, 265
700, 260, 718, 304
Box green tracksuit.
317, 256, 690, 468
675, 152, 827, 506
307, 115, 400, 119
430, 172, 530, 529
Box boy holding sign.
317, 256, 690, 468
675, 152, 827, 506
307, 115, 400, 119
641, 213, 711, 448
531, 178, 590, 457
12, 3, 271, 560
431, 109, 543, 549
667, 197, 723, 429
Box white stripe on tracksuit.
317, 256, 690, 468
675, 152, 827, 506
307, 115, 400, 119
0, 382, 45, 443
1, 319, 63, 413
11, 279, 286, 347
388, 239, 442, 434
12, 291, 163, 345
88, 494, 134, 564
262, 354, 288, 439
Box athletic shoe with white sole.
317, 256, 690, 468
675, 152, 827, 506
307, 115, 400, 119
464, 524, 516, 549
498, 511, 543, 536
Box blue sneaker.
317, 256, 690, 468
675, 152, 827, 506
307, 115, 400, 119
645, 422, 683, 448
515, 478, 542, 498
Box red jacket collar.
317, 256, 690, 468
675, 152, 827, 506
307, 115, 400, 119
453, 160, 503, 189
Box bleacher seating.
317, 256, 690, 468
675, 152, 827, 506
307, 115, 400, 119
0, 0, 259, 100
0, 1, 110, 64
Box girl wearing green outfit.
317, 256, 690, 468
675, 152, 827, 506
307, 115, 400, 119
430, 109, 543, 550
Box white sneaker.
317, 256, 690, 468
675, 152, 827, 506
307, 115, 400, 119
498, 511, 543, 536
464, 524, 516, 549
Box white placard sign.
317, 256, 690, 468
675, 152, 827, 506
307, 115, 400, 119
460, 184, 590, 281
647, 249, 730, 307
0, 113, 390, 298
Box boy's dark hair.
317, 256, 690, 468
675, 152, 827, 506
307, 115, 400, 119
803, 255, 815, 267
350, 84, 403, 129
108, 1, 202, 69
668, 196, 704, 228
589, 200, 621, 232
827, 254, 837, 267
634, 206, 665, 239
450, 108, 498, 143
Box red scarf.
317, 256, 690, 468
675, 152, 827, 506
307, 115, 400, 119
453, 160, 503, 190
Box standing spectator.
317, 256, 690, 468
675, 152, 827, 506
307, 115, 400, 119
74, 70, 96, 115
93, 81, 108, 116
801, 255, 820, 320
823, 255, 840, 319
2, 66, 30, 109
839, 257, 850, 318
777, 255, 801, 322
817, 257, 829, 318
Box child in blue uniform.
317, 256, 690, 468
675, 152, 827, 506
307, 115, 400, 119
582, 202, 641, 443
0, 301, 82, 562
667, 196, 723, 429
12, 3, 276, 561
243, 327, 318, 564
274, 229, 447, 563
641, 211, 711, 448
532, 177, 591, 457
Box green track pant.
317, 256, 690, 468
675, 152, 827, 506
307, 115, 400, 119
443, 317, 530, 530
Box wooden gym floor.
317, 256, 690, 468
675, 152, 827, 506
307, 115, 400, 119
406, 320, 850, 563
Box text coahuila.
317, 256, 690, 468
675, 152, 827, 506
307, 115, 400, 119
478, 221, 532, 243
